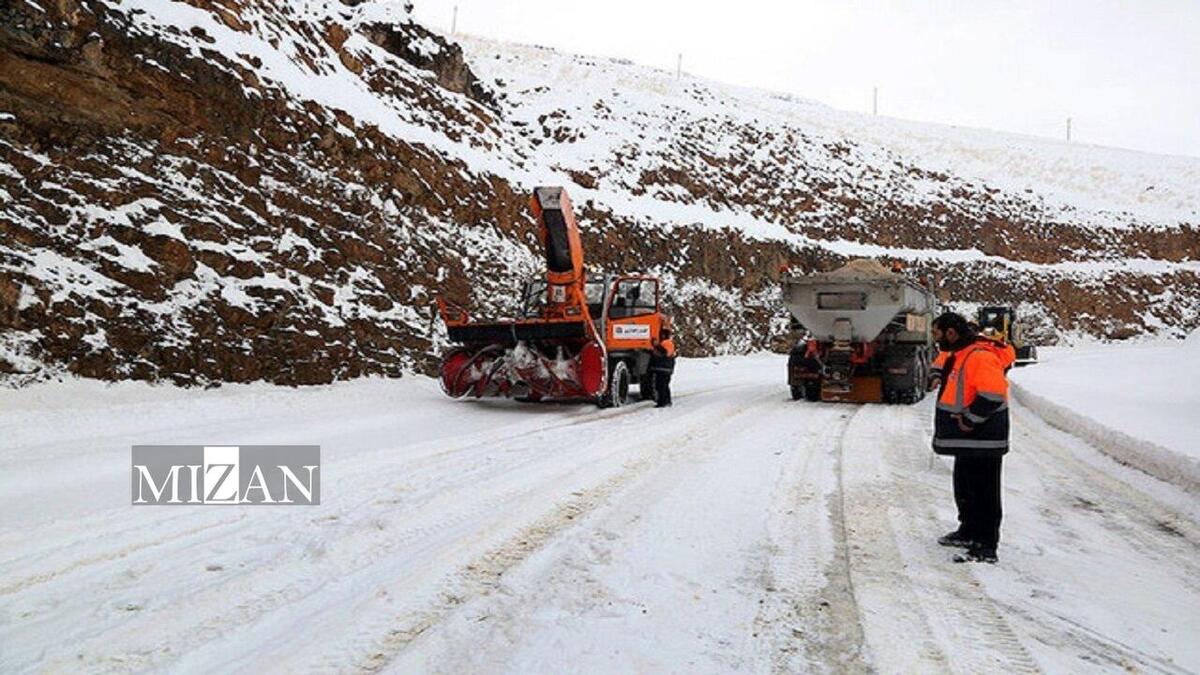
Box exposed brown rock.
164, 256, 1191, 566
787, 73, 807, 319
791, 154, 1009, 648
0, 0, 1195, 389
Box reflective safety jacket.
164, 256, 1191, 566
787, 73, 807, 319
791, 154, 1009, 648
933, 338, 1010, 456
650, 337, 677, 372
661, 337, 677, 358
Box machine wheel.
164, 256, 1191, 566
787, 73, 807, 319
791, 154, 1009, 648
1014, 345, 1038, 366
600, 361, 630, 408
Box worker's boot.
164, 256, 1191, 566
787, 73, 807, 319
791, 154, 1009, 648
953, 545, 998, 564
936, 529, 973, 548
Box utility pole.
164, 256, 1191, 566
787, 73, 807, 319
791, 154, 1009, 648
451, 5, 458, 35
872, 86, 878, 116
1066, 116, 1072, 142
676, 53, 682, 79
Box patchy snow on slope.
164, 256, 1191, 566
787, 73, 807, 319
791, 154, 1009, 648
459, 33, 1200, 231
103, 0, 513, 170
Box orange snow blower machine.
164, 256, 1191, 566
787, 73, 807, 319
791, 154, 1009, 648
437, 186, 669, 407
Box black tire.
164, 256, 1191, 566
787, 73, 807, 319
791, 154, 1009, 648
1015, 345, 1038, 364
911, 354, 927, 403
600, 361, 630, 408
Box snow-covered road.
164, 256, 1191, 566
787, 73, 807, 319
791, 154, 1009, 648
2, 355, 1198, 673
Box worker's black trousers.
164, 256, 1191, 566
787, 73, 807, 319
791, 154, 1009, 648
953, 455, 1003, 548
653, 370, 673, 406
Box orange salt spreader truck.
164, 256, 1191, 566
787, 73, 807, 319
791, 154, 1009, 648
437, 186, 670, 407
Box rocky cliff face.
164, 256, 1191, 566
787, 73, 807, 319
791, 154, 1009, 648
2, 0, 1198, 385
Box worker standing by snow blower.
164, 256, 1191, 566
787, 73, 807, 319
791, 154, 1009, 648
930, 312, 1010, 564
650, 327, 677, 407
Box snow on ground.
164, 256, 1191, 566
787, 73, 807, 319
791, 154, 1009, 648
1011, 338, 1200, 494
2, 354, 1199, 673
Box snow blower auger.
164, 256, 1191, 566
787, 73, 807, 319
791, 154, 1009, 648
437, 186, 669, 408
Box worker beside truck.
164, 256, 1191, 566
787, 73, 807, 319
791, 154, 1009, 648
768, 260, 1026, 564
930, 311, 1011, 564
439, 238, 1033, 562
649, 327, 677, 407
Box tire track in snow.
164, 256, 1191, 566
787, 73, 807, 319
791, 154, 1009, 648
377, 390, 852, 673
350, 391, 776, 672
8, 389, 751, 672
749, 403, 866, 674
880, 405, 1042, 675
830, 403, 947, 674
990, 404, 1200, 673
867, 399, 1198, 675
110, 388, 755, 672
839, 403, 1039, 674
0, 513, 247, 597
993, 600, 1194, 675
1011, 404, 1200, 564
0, 384, 746, 606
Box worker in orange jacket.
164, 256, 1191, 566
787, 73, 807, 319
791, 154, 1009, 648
650, 327, 677, 408
931, 312, 1009, 564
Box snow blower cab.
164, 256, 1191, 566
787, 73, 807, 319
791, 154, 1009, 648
437, 186, 668, 407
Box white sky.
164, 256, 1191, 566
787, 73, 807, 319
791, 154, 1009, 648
412, 0, 1200, 158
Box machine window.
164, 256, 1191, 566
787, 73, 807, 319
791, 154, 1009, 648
817, 292, 867, 310
519, 280, 548, 318
609, 279, 658, 318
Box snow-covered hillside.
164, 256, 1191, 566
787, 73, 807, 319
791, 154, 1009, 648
1, 0, 1198, 385
2, 354, 1198, 672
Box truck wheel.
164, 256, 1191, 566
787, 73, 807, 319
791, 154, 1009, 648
910, 356, 926, 403
600, 361, 630, 408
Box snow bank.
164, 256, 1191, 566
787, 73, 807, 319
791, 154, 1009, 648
1011, 344, 1200, 494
